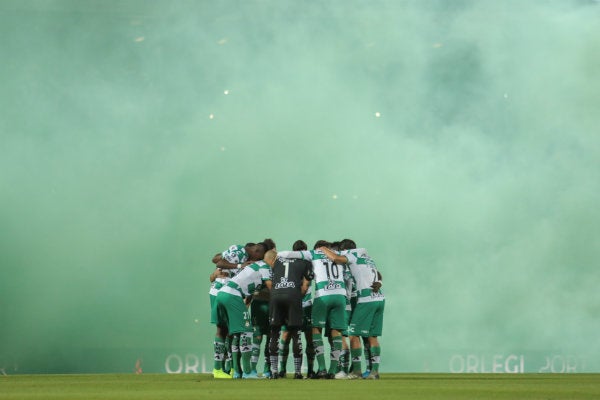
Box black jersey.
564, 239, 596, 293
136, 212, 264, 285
269, 257, 313, 328
270, 257, 313, 299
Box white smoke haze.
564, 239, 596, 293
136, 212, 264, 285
0, 0, 598, 372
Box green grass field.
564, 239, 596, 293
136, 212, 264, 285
1, 373, 599, 400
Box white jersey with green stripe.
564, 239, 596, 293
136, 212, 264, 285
209, 244, 248, 295
220, 260, 271, 298
209, 269, 235, 296
343, 249, 384, 303
278, 250, 346, 298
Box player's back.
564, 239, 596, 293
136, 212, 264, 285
271, 257, 312, 298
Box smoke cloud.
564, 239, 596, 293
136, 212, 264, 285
1, 0, 598, 372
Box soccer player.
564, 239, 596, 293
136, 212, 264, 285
250, 284, 271, 377
320, 240, 384, 380
211, 245, 270, 378
214, 250, 275, 379
248, 240, 276, 377
278, 240, 347, 379
267, 242, 313, 379
210, 239, 275, 378
277, 240, 316, 378
209, 267, 233, 377
210, 242, 260, 378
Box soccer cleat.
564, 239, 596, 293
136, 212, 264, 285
294, 373, 303, 379
262, 371, 271, 379
232, 371, 242, 379
268, 373, 279, 380
311, 370, 329, 379
242, 371, 259, 379
306, 370, 317, 379
346, 372, 363, 380
364, 371, 380, 380
362, 369, 371, 379
278, 370, 286, 378
334, 371, 348, 379
212, 369, 232, 379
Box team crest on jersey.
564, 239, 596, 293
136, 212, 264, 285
275, 277, 295, 289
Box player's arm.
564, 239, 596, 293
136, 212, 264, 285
319, 247, 348, 264
276, 250, 312, 260
209, 268, 228, 282
264, 279, 272, 290
301, 264, 314, 295
300, 277, 311, 295
371, 269, 382, 293
216, 258, 252, 270
209, 268, 219, 282
212, 253, 222, 264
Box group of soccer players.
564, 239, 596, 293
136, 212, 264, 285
208, 238, 385, 380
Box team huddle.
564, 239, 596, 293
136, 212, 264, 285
208, 238, 385, 380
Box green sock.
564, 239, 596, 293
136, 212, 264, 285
213, 337, 225, 370
251, 335, 261, 372
351, 347, 363, 373
231, 336, 240, 375
370, 346, 381, 372
279, 337, 288, 372
328, 335, 342, 374
313, 336, 326, 371
240, 332, 253, 374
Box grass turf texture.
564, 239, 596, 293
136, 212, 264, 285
1, 373, 599, 400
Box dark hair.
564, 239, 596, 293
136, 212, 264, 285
259, 238, 276, 251
313, 240, 331, 250
340, 238, 356, 250
293, 240, 307, 251
330, 241, 342, 251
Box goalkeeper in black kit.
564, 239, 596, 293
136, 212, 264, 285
268, 242, 314, 379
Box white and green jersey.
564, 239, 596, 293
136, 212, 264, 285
343, 249, 384, 304
219, 261, 271, 298
278, 250, 346, 298
209, 269, 234, 296
209, 244, 248, 296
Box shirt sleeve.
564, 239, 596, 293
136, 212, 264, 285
276, 250, 312, 260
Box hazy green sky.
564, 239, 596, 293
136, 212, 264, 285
1, 0, 599, 373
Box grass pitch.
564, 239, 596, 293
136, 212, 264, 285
1, 373, 599, 400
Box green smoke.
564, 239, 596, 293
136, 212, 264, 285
1, 0, 598, 373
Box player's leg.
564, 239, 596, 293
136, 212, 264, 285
362, 336, 372, 378
250, 331, 262, 374
303, 305, 316, 378
348, 301, 379, 379
212, 294, 232, 378
327, 295, 347, 378
337, 304, 352, 377
253, 299, 271, 377
364, 301, 384, 380
279, 327, 290, 377
287, 300, 305, 379
223, 294, 255, 378
310, 298, 328, 378
262, 332, 271, 377
289, 327, 304, 379
250, 300, 262, 374
347, 335, 363, 379
231, 334, 241, 378
268, 324, 281, 378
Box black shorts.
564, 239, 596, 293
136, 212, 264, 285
270, 295, 303, 328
